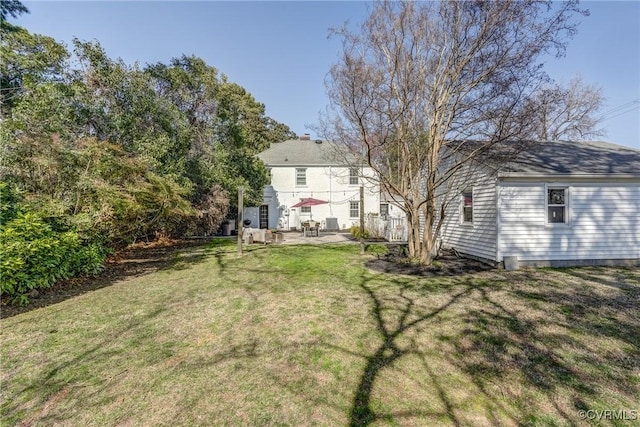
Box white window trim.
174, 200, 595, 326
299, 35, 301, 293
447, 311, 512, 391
349, 201, 360, 218
545, 184, 571, 226
460, 188, 474, 226
349, 167, 360, 186
295, 168, 307, 187
380, 203, 389, 219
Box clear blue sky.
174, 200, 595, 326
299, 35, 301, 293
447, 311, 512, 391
16, 1, 640, 149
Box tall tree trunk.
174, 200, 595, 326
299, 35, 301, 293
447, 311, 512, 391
406, 207, 422, 259
420, 199, 436, 264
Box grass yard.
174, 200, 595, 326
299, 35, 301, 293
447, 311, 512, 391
1, 240, 639, 426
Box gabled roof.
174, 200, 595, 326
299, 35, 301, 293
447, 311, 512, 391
462, 140, 640, 177
500, 140, 640, 176
258, 138, 357, 166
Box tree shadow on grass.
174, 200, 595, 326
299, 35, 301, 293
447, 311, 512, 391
1, 239, 231, 319
348, 266, 640, 426
13, 243, 635, 425
203, 245, 639, 425
349, 275, 474, 426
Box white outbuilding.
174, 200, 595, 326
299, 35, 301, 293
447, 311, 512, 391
438, 140, 639, 268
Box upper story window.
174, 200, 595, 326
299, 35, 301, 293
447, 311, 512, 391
267, 168, 272, 184
462, 189, 473, 223
296, 168, 307, 186
547, 188, 567, 223
350, 201, 360, 218
349, 167, 359, 185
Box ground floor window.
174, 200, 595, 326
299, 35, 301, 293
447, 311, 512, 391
301, 206, 311, 214
462, 189, 473, 223
547, 187, 567, 223
350, 201, 359, 218
380, 203, 389, 218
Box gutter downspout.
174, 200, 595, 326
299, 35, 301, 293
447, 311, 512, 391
495, 177, 501, 264
329, 166, 333, 216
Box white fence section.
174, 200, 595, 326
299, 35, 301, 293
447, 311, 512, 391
366, 214, 407, 242
385, 217, 407, 242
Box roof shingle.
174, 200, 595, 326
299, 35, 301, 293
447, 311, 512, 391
501, 140, 640, 175
257, 139, 356, 166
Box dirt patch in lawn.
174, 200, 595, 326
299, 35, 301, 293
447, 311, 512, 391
366, 245, 494, 276
1, 238, 213, 319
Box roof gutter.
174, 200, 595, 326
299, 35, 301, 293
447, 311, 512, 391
263, 162, 347, 167
498, 172, 640, 181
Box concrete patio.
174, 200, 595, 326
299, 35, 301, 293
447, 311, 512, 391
277, 231, 355, 245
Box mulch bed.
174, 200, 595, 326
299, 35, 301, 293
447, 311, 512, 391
366, 244, 494, 277
1, 239, 210, 319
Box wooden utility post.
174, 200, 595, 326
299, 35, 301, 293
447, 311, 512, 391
237, 186, 243, 255
360, 186, 365, 255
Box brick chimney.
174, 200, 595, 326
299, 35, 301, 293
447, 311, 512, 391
299, 133, 311, 140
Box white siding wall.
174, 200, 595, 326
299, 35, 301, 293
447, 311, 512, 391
438, 170, 498, 261
498, 181, 640, 262
250, 165, 379, 230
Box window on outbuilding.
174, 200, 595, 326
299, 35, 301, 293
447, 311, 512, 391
462, 189, 473, 223
296, 168, 306, 186
350, 201, 360, 218
547, 188, 566, 223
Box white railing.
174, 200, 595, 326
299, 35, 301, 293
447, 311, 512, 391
366, 214, 407, 242
385, 216, 407, 242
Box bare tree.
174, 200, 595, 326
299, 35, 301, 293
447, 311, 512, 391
521, 75, 605, 141
322, 0, 586, 264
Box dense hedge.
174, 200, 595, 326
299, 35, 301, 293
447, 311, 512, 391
0, 211, 105, 305
1, 9, 295, 305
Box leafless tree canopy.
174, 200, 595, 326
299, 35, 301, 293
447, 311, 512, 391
322, 0, 586, 263
521, 75, 605, 141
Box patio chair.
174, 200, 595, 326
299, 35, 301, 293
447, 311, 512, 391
302, 220, 319, 237
307, 220, 319, 237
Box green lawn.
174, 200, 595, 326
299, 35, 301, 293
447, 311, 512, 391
1, 241, 638, 426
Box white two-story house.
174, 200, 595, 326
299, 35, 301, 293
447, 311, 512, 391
243, 135, 380, 231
